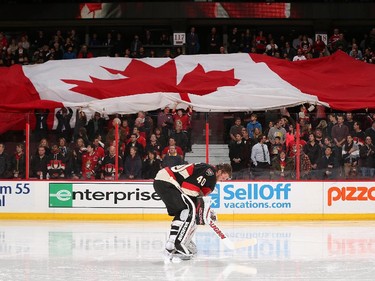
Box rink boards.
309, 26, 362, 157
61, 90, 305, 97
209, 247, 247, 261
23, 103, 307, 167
0, 180, 374, 220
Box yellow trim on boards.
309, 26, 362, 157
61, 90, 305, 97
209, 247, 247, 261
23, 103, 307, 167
0, 213, 375, 221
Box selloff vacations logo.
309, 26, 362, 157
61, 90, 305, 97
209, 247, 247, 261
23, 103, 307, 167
209, 184, 220, 208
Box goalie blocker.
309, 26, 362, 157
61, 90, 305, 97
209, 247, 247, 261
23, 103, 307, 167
153, 163, 232, 260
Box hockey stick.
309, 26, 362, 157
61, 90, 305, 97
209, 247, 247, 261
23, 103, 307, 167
208, 219, 257, 250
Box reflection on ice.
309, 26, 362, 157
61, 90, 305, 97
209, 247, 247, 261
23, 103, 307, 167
0, 221, 375, 281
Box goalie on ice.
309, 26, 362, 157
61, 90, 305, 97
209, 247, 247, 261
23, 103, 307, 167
153, 162, 232, 260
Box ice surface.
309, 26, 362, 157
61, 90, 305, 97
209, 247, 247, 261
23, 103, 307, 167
0, 220, 375, 281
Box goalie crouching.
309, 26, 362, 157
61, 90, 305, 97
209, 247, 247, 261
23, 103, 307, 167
153, 163, 232, 260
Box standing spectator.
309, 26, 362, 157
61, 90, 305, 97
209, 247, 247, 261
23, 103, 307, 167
246, 113, 262, 139
81, 143, 100, 180
11, 143, 26, 179
241, 128, 254, 179
299, 35, 312, 55
268, 119, 287, 145
359, 136, 375, 178
304, 133, 321, 178
145, 134, 162, 157
229, 117, 244, 143
352, 121, 366, 146
341, 134, 359, 178
317, 147, 337, 179
130, 34, 142, 56
157, 106, 174, 140
89, 33, 101, 47
207, 27, 221, 54
112, 32, 126, 57
33, 109, 50, 142
270, 150, 294, 180
123, 147, 142, 179
125, 133, 144, 159
365, 120, 375, 144
229, 133, 246, 179
228, 27, 240, 54
142, 150, 162, 179
87, 111, 106, 141
30, 145, 49, 179
0, 143, 11, 179
154, 127, 168, 150
251, 135, 271, 179
331, 115, 349, 148
186, 27, 199, 55
312, 35, 326, 58
327, 113, 338, 139
73, 108, 87, 142
328, 28, 340, 53
170, 121, 188, 156
56, 107, 73, 143
14, 42, 29, 65
255, 30, 267, 54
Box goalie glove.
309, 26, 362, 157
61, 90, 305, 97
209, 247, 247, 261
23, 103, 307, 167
195, 196, 217, 225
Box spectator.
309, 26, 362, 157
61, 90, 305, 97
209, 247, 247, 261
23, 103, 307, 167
359, 136, 375, 178
251, 135, 271, 179
145, 133, 162, 157
157, 106, 174, 140
170, 121, 188, 155
228, 27, 240, 54
229, 116, 244, 143
312, 35, 326, 58
47, 144, 66, 179
11, 143, 26, 179
73, 108, 87, 142
331, 115, 349, 148
142, 150, 162, 179
123, 146, 142, 179
186, 27, 199, 55
229, 133, 246, 179
77, 44, 93, 58
268, 119, 287, 145
303, 133, 321, 176
246, 113, 262, 139
293, 48, 307, 61
81, 143, 100, 180
30, 145, 49, 179
125, 133, 144, 158
282, 41, 296, 61
162, 137, 184, 159
0, 143, 12, 179
87, 111, 107, 141
56, 107, 73, 143
62, 45, 76, 59
341, 134, 359, 178
101, 145, 123, 180
207, 27, 221, 54
161, 145, 184, 168
270, 150, 294, 180
317, 146, 337, 179
33, 109, 50, 142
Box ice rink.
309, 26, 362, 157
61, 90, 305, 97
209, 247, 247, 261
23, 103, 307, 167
1, 220, 374, 281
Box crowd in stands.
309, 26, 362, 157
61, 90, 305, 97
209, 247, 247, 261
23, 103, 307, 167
1, 26, 375, 181
1, 26, 375, 66
227, 107, 375, 180
0, 104, 194, 180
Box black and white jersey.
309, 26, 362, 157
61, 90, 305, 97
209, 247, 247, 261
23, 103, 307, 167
155, 163, 217, 197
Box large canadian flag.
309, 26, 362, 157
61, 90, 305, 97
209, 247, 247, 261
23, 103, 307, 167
0, 51, 374, 133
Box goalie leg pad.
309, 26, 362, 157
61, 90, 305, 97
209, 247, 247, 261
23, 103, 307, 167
174, 194, 197, 256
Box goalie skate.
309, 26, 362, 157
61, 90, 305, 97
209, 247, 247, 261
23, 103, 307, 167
165, 249, 193, 262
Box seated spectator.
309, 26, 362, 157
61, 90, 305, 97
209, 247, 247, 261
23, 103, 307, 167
30, 145, 49, 179
0, 143, 12, 179
154, 127, 168, 150
162, 145, 184, 168
47, 144, 66, 179
142, 150, 162, 179
101, 145, 123, 180
270, 151, 294, 180
11, 143, 26, 179
77, 44, 93, 58
123, 146, 142, 179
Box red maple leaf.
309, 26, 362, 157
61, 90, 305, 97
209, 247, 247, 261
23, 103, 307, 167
62, 59, 240, 102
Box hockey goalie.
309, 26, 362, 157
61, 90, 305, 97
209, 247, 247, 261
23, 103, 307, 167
153, 162, 232, 260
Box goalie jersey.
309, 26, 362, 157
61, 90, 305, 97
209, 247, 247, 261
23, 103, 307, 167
155, 163, 217, 197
